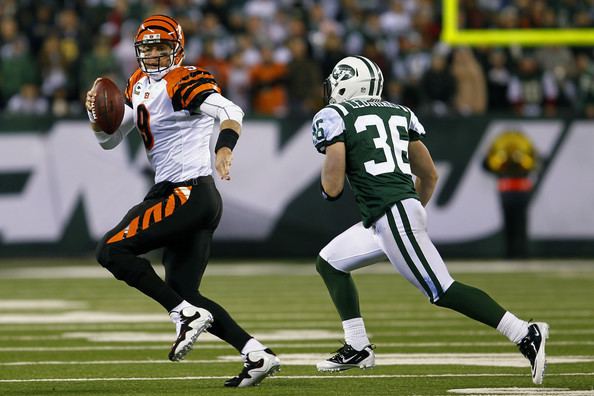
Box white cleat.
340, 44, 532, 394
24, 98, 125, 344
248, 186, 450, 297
224, 348, 281, 387
168, 306, 213, 362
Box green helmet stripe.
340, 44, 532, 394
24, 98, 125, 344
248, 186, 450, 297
354, 56, 375, 97
372, 61, 383, 96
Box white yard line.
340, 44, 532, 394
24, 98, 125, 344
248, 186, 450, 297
0, 339, 593, 348
449, 388, 594, 395
0, 260, 592, 279
0, 300, 85, 310
0, 360, 216, 366
1, 354, 593, 368
0, 372, 592, 383
0, 310, 592, 326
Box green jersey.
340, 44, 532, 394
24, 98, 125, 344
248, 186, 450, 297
312, 99, 425, 227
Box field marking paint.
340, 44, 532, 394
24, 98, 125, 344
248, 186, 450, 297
0, 311, 478, 325
0, 261, 593, 279
2, 354, 593, 368
0, 311, 166, 324
1, 311, 593, 329
1, 339, 594, 352
1, 339, 594, 348
225, 353, 594, 368
59, 329, 343, 343
0, 300, 85, 310
0, 372, 593, 384
3, 323, 594, 337
0, 346, 169, 352
0, 324, 594, 338
448, 388, 594, 395
0, 360, 218, 366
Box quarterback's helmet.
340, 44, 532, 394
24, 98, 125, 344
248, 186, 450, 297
134, 15, 185, 80
324, 56, 384, 104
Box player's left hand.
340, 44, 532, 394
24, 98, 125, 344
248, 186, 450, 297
215, 147, 233, 180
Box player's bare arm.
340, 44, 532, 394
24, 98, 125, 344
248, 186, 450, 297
409, 140, 438, 206
200, 93, 244, 181
215, 120, 241, 181
321, 142, 346, 199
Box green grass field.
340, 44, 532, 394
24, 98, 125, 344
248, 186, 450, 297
0, 259, 593, 395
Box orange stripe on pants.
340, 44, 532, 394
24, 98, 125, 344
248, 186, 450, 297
126, 217, 140, 238
165, 194, 176, 217
142, 202, 163, 230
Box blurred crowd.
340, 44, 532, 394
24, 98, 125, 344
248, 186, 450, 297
1, 0, 593, 119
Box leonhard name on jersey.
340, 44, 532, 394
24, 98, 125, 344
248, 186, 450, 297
347, 99, 402, 109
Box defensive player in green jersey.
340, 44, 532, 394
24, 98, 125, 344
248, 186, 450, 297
312, 56, 549, 385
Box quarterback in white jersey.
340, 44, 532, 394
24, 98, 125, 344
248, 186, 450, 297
85, 15, 279, 388
312, 56, 549, 385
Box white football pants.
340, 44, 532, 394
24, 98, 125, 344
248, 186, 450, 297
319, 198, 454, 302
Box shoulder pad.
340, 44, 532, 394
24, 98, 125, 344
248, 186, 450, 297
125, 69, 146, 106
165, 66, 221, 111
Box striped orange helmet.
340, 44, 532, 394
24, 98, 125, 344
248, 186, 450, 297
134, 15, 185, 79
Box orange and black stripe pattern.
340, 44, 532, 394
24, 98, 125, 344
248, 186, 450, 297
165, 67, 221, 111
135, 15, 185, 48
125, 69, 145, 106
107, 186, 192, 244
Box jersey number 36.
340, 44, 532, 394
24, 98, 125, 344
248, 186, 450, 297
355, 114, 411, 176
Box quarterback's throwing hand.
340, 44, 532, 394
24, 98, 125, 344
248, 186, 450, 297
85, 78, 101, 114
215, 147, 233, 180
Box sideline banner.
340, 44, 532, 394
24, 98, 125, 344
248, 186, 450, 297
0, 115, 592, 258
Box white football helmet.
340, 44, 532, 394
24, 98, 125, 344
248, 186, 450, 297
324, 56, 384, 104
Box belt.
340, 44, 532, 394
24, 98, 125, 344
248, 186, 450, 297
174, 175, 214, 186
145, 176, 213, 200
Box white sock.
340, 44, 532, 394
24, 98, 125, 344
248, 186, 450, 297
169, 300, 194, 321
496, 311, 529, 344
241, 338, 267, 356
342, 317, 370, 351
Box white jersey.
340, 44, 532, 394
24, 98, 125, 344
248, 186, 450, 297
124, 65, 221, 183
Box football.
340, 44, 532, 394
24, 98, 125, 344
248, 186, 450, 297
94, 77, 125, 135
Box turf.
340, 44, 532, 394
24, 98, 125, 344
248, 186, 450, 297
0, 259, 592, 395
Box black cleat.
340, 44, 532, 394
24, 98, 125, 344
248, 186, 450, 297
317, 343, 375, 372
518, 322, 549, 384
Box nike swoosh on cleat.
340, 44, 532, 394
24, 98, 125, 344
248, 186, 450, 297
342, 354, 364, 364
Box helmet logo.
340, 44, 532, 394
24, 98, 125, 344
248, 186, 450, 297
134, 15, 185, 80
332, 64, 356, 81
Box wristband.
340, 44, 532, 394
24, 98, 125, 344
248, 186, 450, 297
215, 128, 239, 153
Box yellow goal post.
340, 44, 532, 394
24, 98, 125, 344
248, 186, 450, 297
441, 0, 594, 46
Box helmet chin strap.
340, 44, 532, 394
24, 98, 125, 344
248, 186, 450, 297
147, 70, 167, 81
146, 65, 178, 81
139, 49, 178, 81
